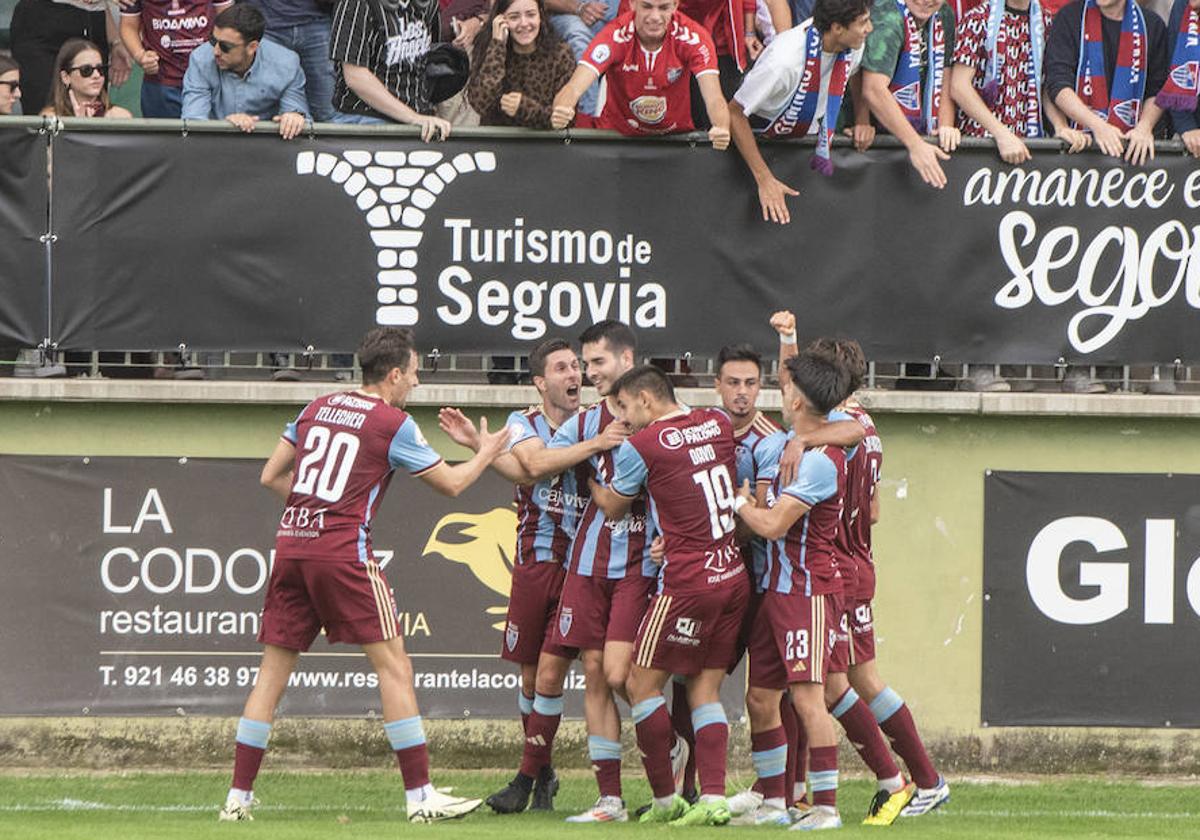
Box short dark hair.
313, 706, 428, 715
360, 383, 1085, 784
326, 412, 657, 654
358, 327, 416, 384
813, 0, 873, 33
613, 364, 675, 405
214, 3, 266, 43
805, 337, 866, 400
717, 343, 762, 376
529, 338, 573, 378
579, 320, 637, 355
785, 350, 849, 416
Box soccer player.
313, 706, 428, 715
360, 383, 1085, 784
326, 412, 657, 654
218, 327, 510, 824
728, 0, 874, 224
733, 349, 851, 832
438, 338, 593, 813
509, 320, 659, 823
589, 365, 749, 827
550, 0, 733, 147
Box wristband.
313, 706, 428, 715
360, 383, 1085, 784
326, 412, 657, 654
733, 495, 749, 514
779, 332, 797, 345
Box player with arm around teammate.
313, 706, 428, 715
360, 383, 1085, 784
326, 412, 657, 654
220, 327, 509, 824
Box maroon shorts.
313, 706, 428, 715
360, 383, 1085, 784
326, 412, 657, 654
728, 587, 764, 675
747, 591, 837, 689
553, 571, 654, 651
635, 573, 750, 677
849, 598, 876, 665
258, 556, 397, 651
827, 596, 852, 675
501, 560, 574, 664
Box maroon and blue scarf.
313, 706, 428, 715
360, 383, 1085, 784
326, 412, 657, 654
889, 0, 946, 133
1074, 0, 1147, 131
1156, 3, 1200, 112
762, 23, 852, 175
981, 0, 1045, 137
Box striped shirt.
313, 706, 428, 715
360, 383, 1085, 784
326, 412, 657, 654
734, 411, 783, 589
330, 0, 438, 118
508, 406, 590, 566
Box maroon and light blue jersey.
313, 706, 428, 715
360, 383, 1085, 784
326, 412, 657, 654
734, 411, 783, 587
507, 406, 590, 566
275, 392, 442, 563
837, 401, 882, 600
550, 401, 656, 579
610, 408, 746, 594
754, 430, 846, 597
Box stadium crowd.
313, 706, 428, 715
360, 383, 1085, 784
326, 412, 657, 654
1, 0, 1196, 391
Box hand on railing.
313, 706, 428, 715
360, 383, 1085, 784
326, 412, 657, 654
1184, 129, 1200, 159
844, 123, 875, 153
1053, 125, 1091, 154
1124, 126, 1155, 167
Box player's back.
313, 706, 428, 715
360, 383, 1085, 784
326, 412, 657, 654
630, 408, 744, 593
841, 402, 882, 594
276, 391, 441, 562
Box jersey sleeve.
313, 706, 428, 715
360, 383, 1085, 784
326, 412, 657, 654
754, 431, 788, 484
580, 23, 620, 76
548, 413, 583, 448
610, 441, 649, 498
388, 416, 444, 475
683, 20, 720, 76
780, 449, 839, 507
282, 408, 304, 444
506, 411, 539, 451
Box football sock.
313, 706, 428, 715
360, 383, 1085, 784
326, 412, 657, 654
384, 716, 431, 793
518, 693, 563, 777
830, 688, 902, 784
750, 725, 788, 805
870, 687, 939, 789
808, 745, 838, 809
632, 696, 675, 799
518, 689, 534, 734
691, 702, 728, 797
588, 735, 623, 798
231, 717, 271, 793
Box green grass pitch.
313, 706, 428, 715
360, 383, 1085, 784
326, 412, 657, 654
2, 770, 1197, 839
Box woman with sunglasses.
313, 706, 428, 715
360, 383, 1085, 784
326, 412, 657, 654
41, 38, 131, 117
0, 55, 21, 115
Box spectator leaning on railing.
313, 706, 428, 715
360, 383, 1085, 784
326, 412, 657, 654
255, 0, 337, 123
121, 0, 233, 117
1043, 0, 1169, 165
182, 4, 309, 140
41, 37, 132, 116
857, 0, 960, 189
329, 0, 452, 141
727, 0, 873, 225
551, 0, 732, 147
466, 0, 576, 127
950, 0, 1089, 162
1162, 0, 1200, 158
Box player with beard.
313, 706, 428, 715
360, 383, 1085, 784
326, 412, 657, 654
438, 338, 597, 813
510, 320, 662, 823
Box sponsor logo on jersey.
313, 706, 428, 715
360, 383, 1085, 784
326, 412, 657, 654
592, 43, 611, 64
1111, 98, 1139, 127
659, 427, 685, 450
675, 616, 697, 637
892, 81, 920, 111
1170, 61, 1198, 90
506, 621, 519, 651
792, 659, 807, 672
630, 95, 668, 124
559, 606, 574, 637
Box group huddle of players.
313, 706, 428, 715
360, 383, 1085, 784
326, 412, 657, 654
438, 312, 951, 830
218, 316, 949, 829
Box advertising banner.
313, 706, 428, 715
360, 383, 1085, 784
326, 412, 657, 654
0, 126, 47, 348
982, 471, 1200, 727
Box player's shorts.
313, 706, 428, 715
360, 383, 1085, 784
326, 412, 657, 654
747, 590, 837, 690
827, 597, 852, 675
553, 571, 654, 651
848, 598, 876, 665
258, 555, 397, 651
856, 559, 876, 603
635, 573, 750, 677
728, 586, 764, 675
500, 560, 574, 664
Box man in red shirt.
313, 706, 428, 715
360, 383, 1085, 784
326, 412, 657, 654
550, 0, 731, 146
218, 327, 509, 825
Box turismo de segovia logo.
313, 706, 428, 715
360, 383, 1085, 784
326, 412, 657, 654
295, 148, 497, 328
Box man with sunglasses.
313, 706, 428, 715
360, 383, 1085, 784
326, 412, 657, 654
182, 4, 310, 139
121, 0, 233, 117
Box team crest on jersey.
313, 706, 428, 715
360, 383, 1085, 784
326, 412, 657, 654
892, 81, 920, 111
506, 621, 519, 651
1170, 61, 1198, 90
1111, 98, 1139, 127
559, 606, 573, 638
666, 67, 682, 84
591, 43, 611, 63
630, 95, 668, 124
658, 427, 684, 450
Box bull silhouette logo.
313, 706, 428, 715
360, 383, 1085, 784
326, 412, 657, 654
422, 507, 517, 630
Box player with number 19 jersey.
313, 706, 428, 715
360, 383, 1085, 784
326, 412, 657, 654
609, 408, 749, 676
261, 391, 442, 650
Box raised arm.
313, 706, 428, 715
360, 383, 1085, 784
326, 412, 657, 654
419, 417, 511, 497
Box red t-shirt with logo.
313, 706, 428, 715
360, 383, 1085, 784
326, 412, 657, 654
123, 0, 228, 88
580, 11, 718, 135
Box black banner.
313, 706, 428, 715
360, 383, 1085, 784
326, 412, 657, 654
982, 471, 1200, 727
40, 128, 1200, 364
0, 454, 746, 718
0, 125, 47, 348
